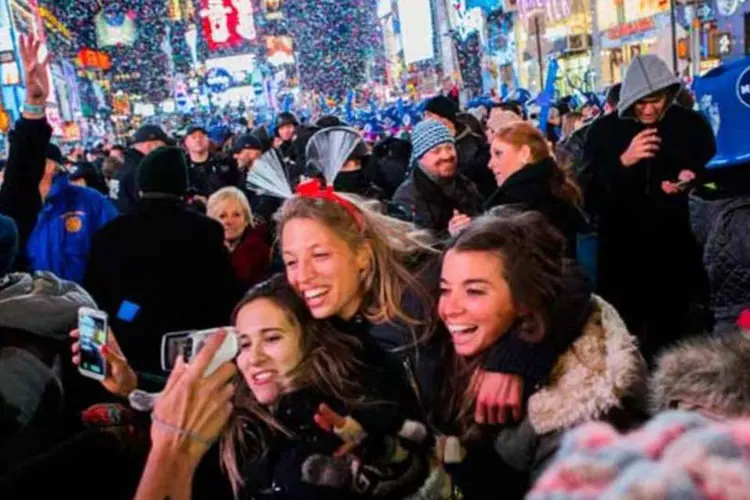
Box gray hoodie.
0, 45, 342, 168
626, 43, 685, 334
0, 271, 96, 340
618, 55, 682, 119
0, 272, 96, 429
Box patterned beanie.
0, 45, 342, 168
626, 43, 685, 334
529, 411, 750, 500
409, 119, 455, 165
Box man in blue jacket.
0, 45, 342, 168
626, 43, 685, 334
26, 143, 117, 283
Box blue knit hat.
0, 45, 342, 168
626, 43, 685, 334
0, 214, 19, 276
410, 119, 455, 165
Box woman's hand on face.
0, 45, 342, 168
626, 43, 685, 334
474, 370, 524, 425
150, 330, 237, 465
448, 210, 472, 237
70, 328, 138, 399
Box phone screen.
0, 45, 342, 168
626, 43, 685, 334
79, 314, 107, 377
162, 332, 194, 372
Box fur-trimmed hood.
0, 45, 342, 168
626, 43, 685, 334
649, 332, 750, 419
493, 296, 648, 477
527, 295, 648, 434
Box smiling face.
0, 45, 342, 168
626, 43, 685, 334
235, 298, 304, 405
420, 142, 458, 179
211, 198, 248, 243
438, 249, 518, 357
489, 138, 529, 187
281, 217, 368, 320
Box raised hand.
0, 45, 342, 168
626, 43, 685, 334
18, 34, 50, 106
150, 330, 237, 464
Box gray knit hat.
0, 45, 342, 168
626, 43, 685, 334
410, 120, 455, 165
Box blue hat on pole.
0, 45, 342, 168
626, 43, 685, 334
693, 57, 750, 168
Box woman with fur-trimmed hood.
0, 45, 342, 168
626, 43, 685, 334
428, 212, 648, 498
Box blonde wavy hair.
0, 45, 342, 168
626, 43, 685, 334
207, 186, 255, 227
274, 194, 437, 330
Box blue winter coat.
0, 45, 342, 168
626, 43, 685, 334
26, 174, 117, 283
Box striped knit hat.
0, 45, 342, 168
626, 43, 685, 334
409, 119, 455, 165
529, 411, 750, 499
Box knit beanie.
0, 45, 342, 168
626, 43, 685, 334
136, 146, 189, 197
425, 95, 459, 126
0, 214, 18, 276
409, 120, 455, 165
529, 411, 750, 499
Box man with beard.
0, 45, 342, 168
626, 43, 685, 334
423, 95, 495, 200
393, 120, 482, 235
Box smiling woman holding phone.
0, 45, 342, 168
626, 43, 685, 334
132, 276, 428, 500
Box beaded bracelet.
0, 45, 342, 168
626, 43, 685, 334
150, 414, 214, 447
23, 102, 45, 115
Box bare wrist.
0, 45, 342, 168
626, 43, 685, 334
149, 438, 201, 473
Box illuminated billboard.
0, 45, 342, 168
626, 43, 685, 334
397, 0, 435, 64
94, 6, 138, 47
265, 35, 294, 66
200, 0, 257, 52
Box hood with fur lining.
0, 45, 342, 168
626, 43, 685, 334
649, 332, 750, 419
528, 295, 648, 434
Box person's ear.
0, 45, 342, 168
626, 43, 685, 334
519, 145, 532, 166
355, 242, 373, 280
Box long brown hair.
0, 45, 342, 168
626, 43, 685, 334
494, 122, 583, 206
274, 195, 437, 332
220, 275, 370, 495
437, 212, 570, 441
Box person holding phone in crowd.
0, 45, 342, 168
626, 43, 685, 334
582, 55, 717, 360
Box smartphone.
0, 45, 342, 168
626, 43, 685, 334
78, 307, 108, 381
160, 328, 239, 377
160, 330, 195, 372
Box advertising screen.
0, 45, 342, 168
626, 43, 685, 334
265, 35, 294, 66
396, 0, 435, 64
94, 7, 138, 47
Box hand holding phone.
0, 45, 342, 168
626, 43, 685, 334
77, 307, 109, 381
161, 328, 239, 377
72, 311, 138, 398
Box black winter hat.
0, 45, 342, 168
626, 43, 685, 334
136, 147, 189, 197
275, 112, 299, 129
425, 95, 459, 126
315, 115, 344, 129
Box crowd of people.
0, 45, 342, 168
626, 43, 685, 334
1, 34, 750, 500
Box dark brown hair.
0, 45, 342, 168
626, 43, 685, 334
494, 122, 583, 206
438, 212, 569, 440
220, 275, 368, 494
